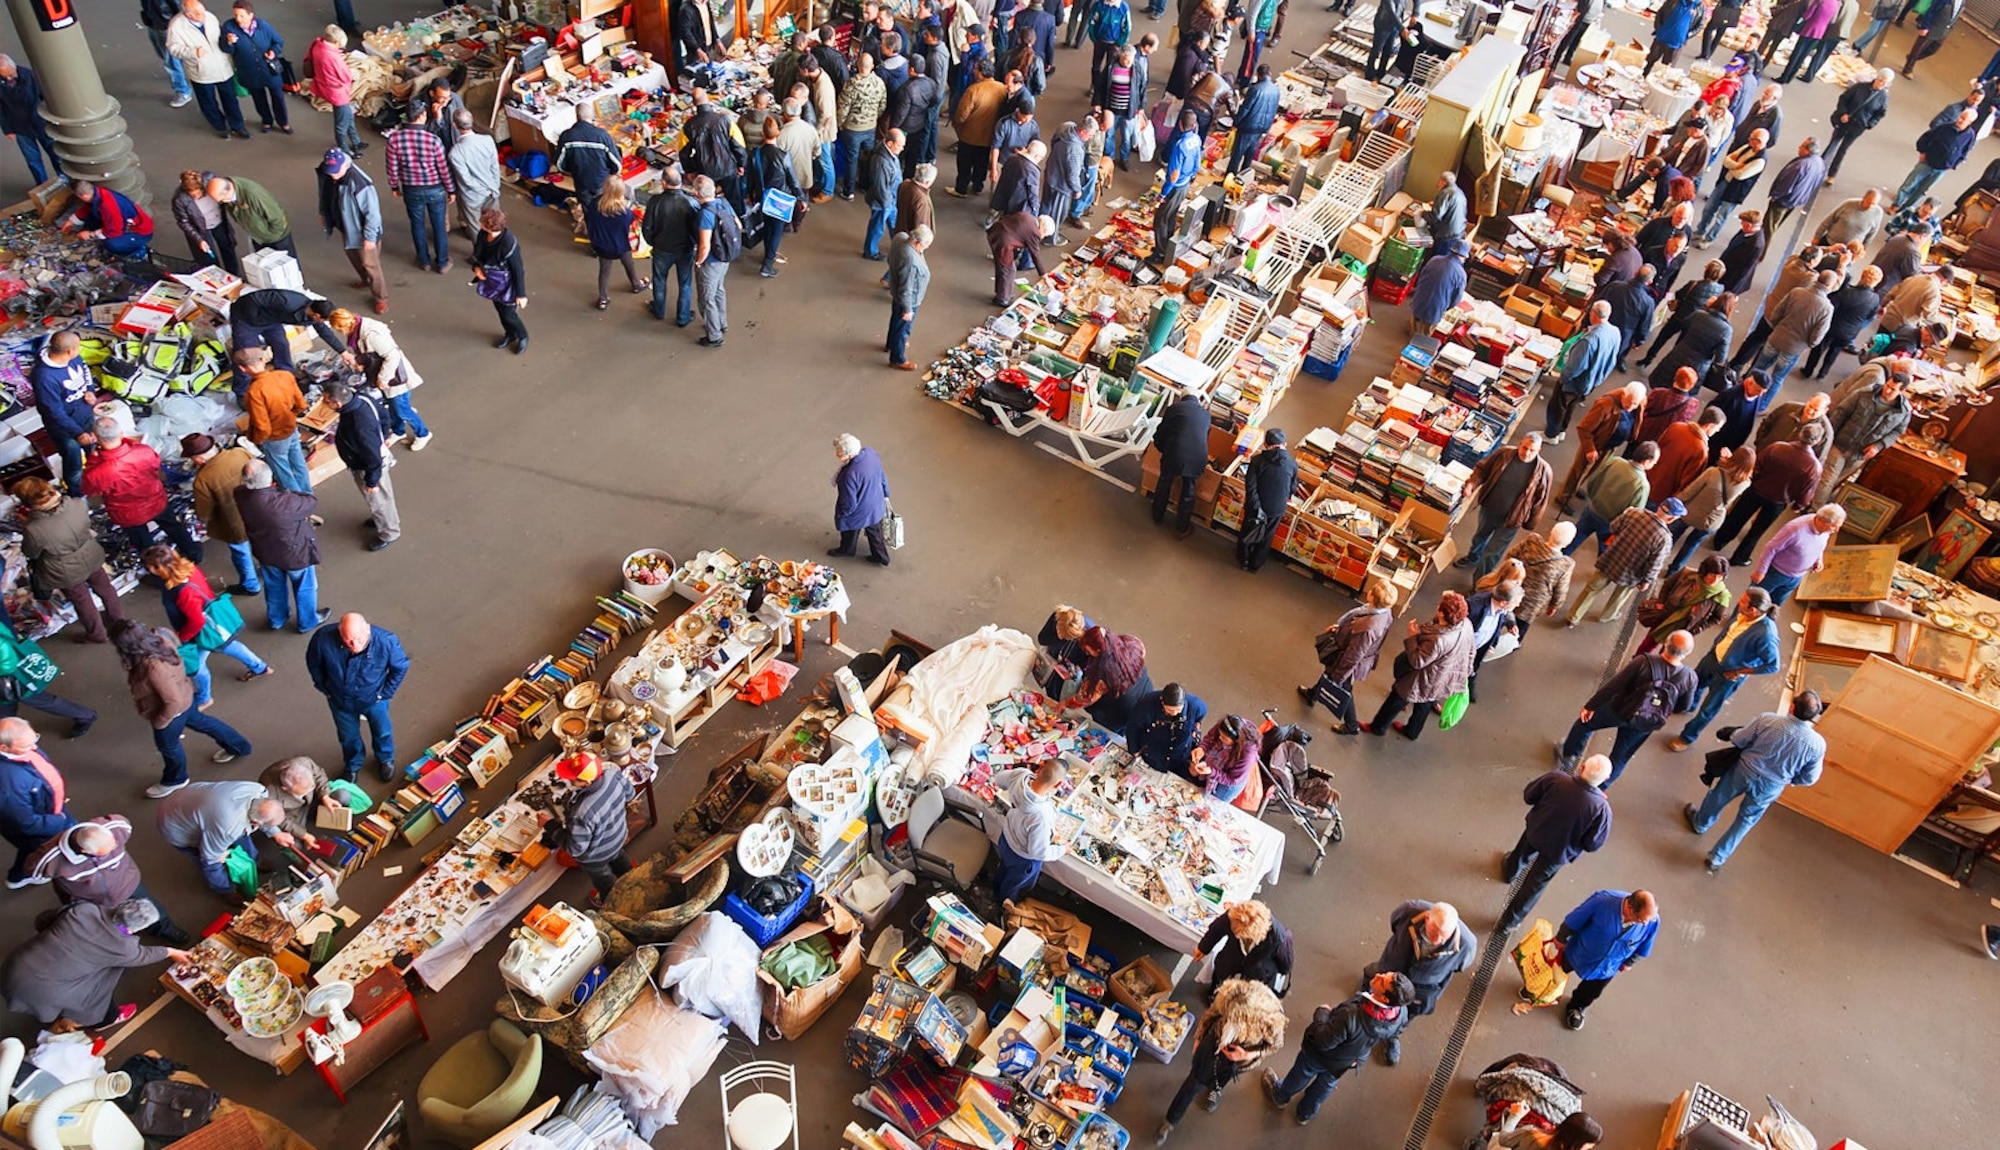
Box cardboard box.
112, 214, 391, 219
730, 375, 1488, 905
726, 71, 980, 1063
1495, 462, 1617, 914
1501, 285, 1548, 325
757, 901, 866, 1041
242, 248, 304, 291
1540, 302, 1583, 339
1337, 222, 1387, 264
1107, 956, 1173, 1014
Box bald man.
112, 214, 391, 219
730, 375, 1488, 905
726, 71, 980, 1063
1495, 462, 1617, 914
305, 613, 410, 781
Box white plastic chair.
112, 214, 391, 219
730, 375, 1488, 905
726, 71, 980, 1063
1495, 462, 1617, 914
720, 1061, 798, 1150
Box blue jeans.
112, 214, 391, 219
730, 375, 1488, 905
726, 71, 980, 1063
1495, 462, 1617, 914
330, 699, 396, 778
226, 541, 262, 594
55, 436, 83, 495
1895, 162, 1945, 211
1466, 514, 1517, 576
147, 27, 192, 97
815, 141, 836, 195
259, 565, 320, 631
995, 835, 1042, 903
837, 128, 875, 195
1751, 344, 1802, 393
1664, 524, 1709, 575
1690, 763, 1788, 867
260, 433, 312, 493
1566, 506, 1614, 556
403, 184, 450, 269
186, 834, 259, 896
651, 250, 695, 325
384, 392, 430, 439
1752, 569, 1803, 606
1561, 715, 1654, 786
154, 704, 254, 786
13, 129, 61, 186
192, 639, 270, 708
864, 203, 896, 257
1677, 668, 1744, 742
331, 103, 361, 151
1852, 16, 1890, 50
1209, 777, 1246, 802
1077, 165, 1100, 218
1267, 1050, 1347, 1122
888, 308, 915, 364
104, 234, 151, 258
1696, 192, 1738, 243
1113, 113, 1137, 163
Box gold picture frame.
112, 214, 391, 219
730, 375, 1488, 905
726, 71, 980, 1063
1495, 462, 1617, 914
1835, 486, 1900, 542
1883, 513, 1934, 558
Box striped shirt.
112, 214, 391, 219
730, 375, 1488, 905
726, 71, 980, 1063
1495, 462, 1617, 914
561, 769, 635, 865
384, 125, 453, 192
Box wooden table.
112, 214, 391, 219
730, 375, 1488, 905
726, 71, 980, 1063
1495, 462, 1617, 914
790, 608, 842, 661
308, 968, 430, 1105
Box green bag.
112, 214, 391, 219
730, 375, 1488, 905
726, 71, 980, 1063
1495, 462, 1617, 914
1437, 689, 1471, 731
222, 845, 259, 898
195, 593, 245, 651
325, 778, 374, 813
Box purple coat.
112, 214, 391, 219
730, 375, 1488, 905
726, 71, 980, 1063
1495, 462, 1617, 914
835, 447, 890, 531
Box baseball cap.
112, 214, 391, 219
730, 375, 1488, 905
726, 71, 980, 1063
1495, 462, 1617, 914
322, 149, 349, 172
555, 752, 602, 785
1661, 497, 1687, 517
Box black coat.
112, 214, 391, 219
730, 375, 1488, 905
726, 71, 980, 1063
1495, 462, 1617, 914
1154, 394, 1212, 474
1651, 308, 1733, 391
642, 189, 700, 257
1832, 80, 1888, 135
862, 144, 902, 208
1199, 913, 1294, 995
1825, 284, 1882, 346
334, 392, 390, 487
234, 486, 321, 571
1243, 446, 1298, 524
1296, 994, 1404, 1069
1603, 279, 1658, 347
1718, 227, 1766, 296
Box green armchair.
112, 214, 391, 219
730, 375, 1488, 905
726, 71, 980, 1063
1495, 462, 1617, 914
417, 1019, 544, 1147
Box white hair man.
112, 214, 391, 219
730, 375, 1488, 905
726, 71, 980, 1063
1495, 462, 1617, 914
691, 174, 738, 348
234, 457, 328, 633
155, 779, 288, 898
1497, 754, 1614, 935
1557, 630, 1700, 785
167, 0, 249, 138
830, 435, 893, 565
1361, 898, 1476, 1065
887, 225, 933, 371
24, 815, 194, 945
1499, 520, 1577, 646
448, 108, 502, 239
1749, 502, 1845, 606
0, 718, 76, 888
258, 755, 339, 850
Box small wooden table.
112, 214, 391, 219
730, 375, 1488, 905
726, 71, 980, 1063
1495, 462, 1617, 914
308, 968, 429, 1105
790, 608, 842, 661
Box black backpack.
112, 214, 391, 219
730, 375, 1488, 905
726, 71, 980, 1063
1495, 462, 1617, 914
708, 201, 743, 263
1625, 658, 1678, 730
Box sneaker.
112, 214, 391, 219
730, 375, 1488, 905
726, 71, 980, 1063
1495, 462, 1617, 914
1260, 1069, 1285, 1108
212, 749, 240, 764
300, 608, 331, 632
66, 721, 93, 739
1982, 924, 2000, 959
1704, 857, 1723, 874
1683, 803, 1704, 833
1563, 1007, 1586, 1030
1154, 1123, 1174, 1146
4, 874, 47, 890
89, 1004, 139, 1033
1200, 1089, 1220, 1112
146, 781, 188, 799
367, 537, 394, 552
378, 760, 399, 782
169, 92, 193, 108
1382, 1036, 1401, 1066
1554, 744, 1578, 770
408, 433, 433, 452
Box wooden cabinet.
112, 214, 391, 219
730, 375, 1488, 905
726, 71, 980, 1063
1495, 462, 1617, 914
1856, 436, 1966, 529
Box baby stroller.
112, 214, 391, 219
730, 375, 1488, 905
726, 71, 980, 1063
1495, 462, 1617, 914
1255, 710, 1343, 876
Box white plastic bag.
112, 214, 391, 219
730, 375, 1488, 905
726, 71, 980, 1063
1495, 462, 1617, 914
1136, 117, 1158, 163
657, 912, 763, 1043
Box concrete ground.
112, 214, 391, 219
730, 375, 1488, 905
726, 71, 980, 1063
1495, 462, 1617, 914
1, 3, 1996, 1148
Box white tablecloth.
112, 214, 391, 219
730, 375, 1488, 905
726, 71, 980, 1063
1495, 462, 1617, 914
503, 64, 668, 142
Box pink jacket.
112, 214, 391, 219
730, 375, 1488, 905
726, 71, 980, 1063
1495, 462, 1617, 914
307, 38, 353, 107
1799, 0, 1840, 38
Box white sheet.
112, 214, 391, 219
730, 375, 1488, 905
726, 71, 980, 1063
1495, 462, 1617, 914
583, 990, 727, 1138
898, 625, 1039, 789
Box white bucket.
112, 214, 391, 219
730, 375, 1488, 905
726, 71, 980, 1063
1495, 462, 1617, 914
622, 549, 676, 603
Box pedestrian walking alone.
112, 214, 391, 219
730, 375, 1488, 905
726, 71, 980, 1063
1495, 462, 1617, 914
1684, 692, 1825, 870
1496, 756, 1614, 935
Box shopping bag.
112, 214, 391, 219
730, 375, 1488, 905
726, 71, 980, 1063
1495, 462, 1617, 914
1436, 689, 1471, 730
735, 659, 801, 705
195, 593, 245, 650
1149, 98, 1175, 144
1511, 919, 1567, 1007
759, 187, 798, 223
326, 778, 374, 812
1483, 627, 1521, 662
1135, 116, 1158, 163
223, 844, 260, 899
881, 503, 906, 550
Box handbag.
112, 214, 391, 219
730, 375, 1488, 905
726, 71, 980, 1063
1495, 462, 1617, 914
195, 593, 245, 651
1437, 689, 1471, 731
880, 502, 906, 551
475, 264, 514, 302
759, 187, 799, 222
135, 1079, 221, 1140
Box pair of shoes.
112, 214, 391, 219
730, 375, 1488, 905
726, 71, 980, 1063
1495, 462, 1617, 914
1382, 1037, 1401, 1066
231, 128, 251, 138
1331, 722, 1358, 736
1554, 745, 1578, 770
862, 251, 886, 261
408, 432, 433, 451
89, 1004, 139, 1033
493, 335, 515, 349
1261, 1070, 1285, 1107
1683, 802, 1706, 834
215, 130, 231, 139
301, 608, 331, 631
1452, 555, 1475, 568
145, 781, 188, 799
891, 361, 918, 371
1545, 433, 1565, 445
1358, 722, 1383, 737
1390, 721, 1420, 740
378, 760, 399, 782
512, 337, 529, 355
4, 874, 45, 890
827, 547, 856, 557
372, 299, 389, 314
697, 336, 725, 347
760, 268, 779, 277
1200, 1089, 1221, 1113
1154, 1122, 1174, 1146
211, 749, 240, 764
1295, 684, 1315, 706
595, 298, 610, 309
238, 666, 273, 683
1704, 857, 1723, 874
812, 192, 833, 203
633, 280, 650, 292
867, 554, 892, 566
1667, 737, 1692, 752
170, 92, 194, 108
259, 123, 272, 133
352, 141, 370, 153
367, 537, 394, 552
1563, 1007, 1586, 1031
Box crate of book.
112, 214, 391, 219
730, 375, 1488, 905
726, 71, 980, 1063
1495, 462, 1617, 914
1379, 235, 1425, 279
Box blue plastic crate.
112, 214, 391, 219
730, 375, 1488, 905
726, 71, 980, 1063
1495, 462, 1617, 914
719, 872, 815, 949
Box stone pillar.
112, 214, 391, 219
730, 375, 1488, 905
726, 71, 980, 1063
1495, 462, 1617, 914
3, 0, 148, 204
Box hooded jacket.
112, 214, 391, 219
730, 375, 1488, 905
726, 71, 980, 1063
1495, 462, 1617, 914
80, 440, 168, 527
20, 498, 105, 590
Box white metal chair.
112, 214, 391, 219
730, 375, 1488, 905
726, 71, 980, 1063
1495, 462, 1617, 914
720, 1061, 798, 1150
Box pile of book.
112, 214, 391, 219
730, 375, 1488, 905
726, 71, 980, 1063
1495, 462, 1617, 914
480, 591, 662, 745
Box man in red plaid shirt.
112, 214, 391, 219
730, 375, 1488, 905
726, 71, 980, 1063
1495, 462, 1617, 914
383, 103, 456, 275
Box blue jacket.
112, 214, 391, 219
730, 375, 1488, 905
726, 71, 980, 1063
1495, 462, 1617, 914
31, 350, 95, 442
1730, 711, 1826, 791
1125, 690, 1208, 775
1089, 0, 1131, 45
1560, 890, 1658, 981
1915, 122, 1976, 172
0, 753, 72, 860
1520, 769, 1612, 865
1698, 613, 1779, 678
1236, 79, 1281, 134
306, 624, 410, 713
0, 66, 44, 136
835, 447, 890, 531
1162, 128, 1201, 194
1653, 0, 1704, 49
1558, 321, 1623, 397
219, 16, 285, 86
1409, 251, 1466, 328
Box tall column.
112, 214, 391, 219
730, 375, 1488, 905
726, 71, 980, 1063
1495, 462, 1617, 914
3, 0, 148, 204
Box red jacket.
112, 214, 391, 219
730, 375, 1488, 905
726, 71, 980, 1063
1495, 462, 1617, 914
80, 440, 168, 527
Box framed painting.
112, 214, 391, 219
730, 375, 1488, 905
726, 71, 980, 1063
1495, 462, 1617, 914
1835, 486, 1899, 542
1797, 544, 1901, 603
1907, 624, 1980, 683
1912, 508, 1993, 582
1883, 513, 1934, 559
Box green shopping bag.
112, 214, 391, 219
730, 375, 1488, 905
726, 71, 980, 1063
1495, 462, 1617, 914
223, 845, 259, 899
325, 778, 374, 813
1437, 689, 1471, 731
